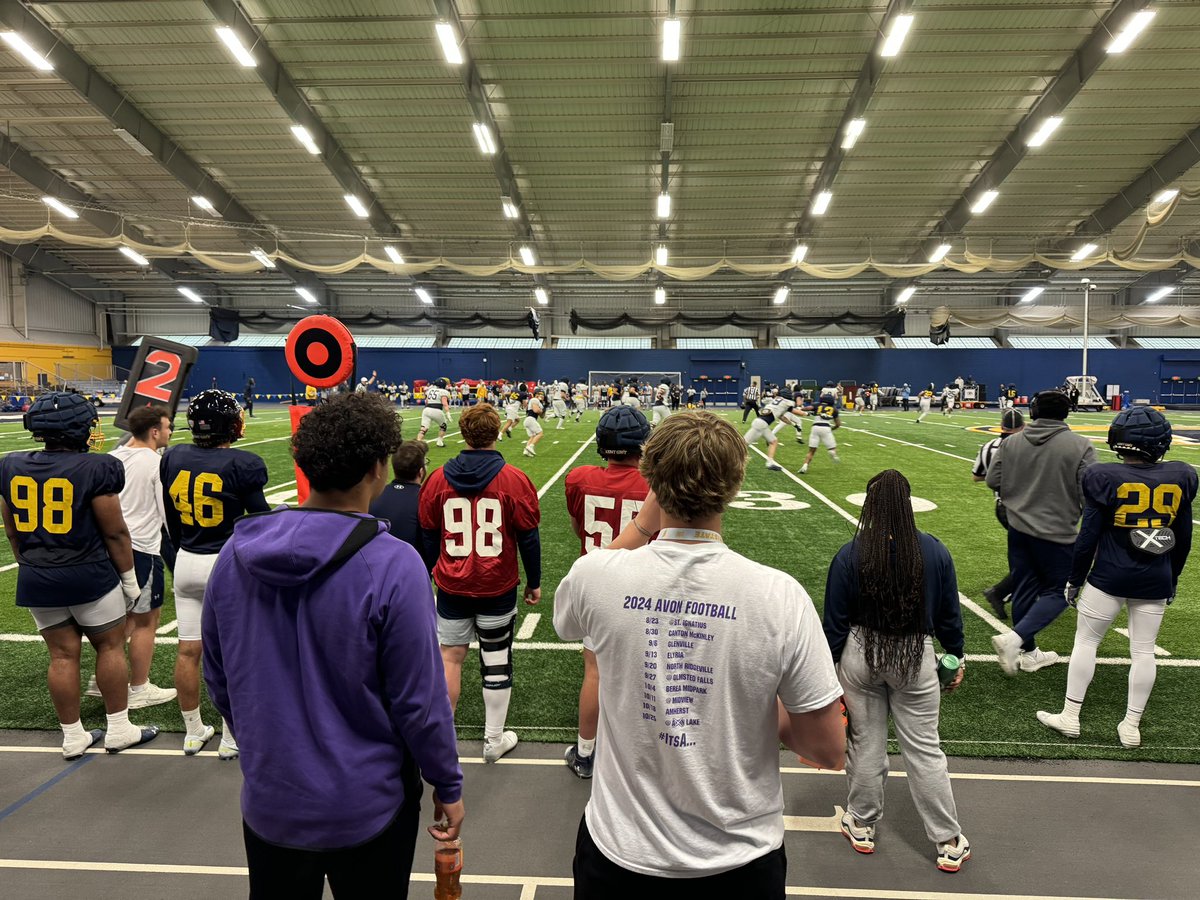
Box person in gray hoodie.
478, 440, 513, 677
986, 390, 1096, 675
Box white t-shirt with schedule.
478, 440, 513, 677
554, 538, 841, 878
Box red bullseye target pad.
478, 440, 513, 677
285, 315, 356, 388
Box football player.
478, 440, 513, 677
162, 390, 268, 758
0, 392, 158, 756
624, 381, 642, 410
941, 385, 956, 416
500, 391, 523, 442
419, 404, 541, 763
744, 392, 800, 471
552, 379, 571, 429
523, 390, 546, 457
573, 381, 589, 422
799, 389, 841, 474
772, 389, 807, 444
1038, 408, 1196, 748
651, 378, 672, 426
418, 377, 452, 447
916, 386, 934, 423
561, 406, 652, 779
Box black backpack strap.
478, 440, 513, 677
327, 517, 383, 570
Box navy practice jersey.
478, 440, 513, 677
806, 398, 840, 427
1071, 460, 1197, 600
0, 450, 124, 607
161, 444, 269, 554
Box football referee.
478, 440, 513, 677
742, 383, 761, 422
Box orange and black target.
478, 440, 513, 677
285, 315, 356, 388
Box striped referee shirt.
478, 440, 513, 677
743, 385, 761, 402
972, 436, 1004, 478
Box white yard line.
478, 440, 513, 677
536, 436, 596, 500
1114, 626, 1170, 656
840, 426, 975, 463
154, 620, 177, 635
516, 613, 541, 640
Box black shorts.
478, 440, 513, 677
436, 585, 518, 619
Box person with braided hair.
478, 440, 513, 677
822, 469, 970, 873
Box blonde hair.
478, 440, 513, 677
459, 403, 501, 448
639, 412, 746, 522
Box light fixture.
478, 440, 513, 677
662, 18, 681, 62
519, 245, 536, 266
416, 287, 433, 304
880, 14, 914, 58
841, 118, 867, 149
1147, 285, 1176, 303
1026, 116, 1062, 148
191, 195, 220, 217
119, 246, 149, 266
502, 197, 519, 219
811, 190, 832, 215
472, 122, 497, 155
178, 287, 204, 303
250, 247, 276, 269
534, 287, 549, 305
1107, 9, 1156, 54
290, 124, 321, 155
772, 285, 790, 305
1071, 243, 1098, 262
1020, 286, 1044, 303
435, 21, 463, 64
295, 286, 317, 304
41, 196, 78, 219
344, 194, 369, 218
971, 190, 999, 214
791, 243, 809, 264
896, 285, 916, 303
214, 26, 256, 68
928, 243, 951, 263
383, 245, 405, 265
657, 192, 671, 218
655, 244, 668, 265
1, 32, 54, 71
1154, 188, 1180, 204
654, 286, 666, 305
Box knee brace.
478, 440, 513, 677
478, 617, 515, 690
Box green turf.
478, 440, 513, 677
2, 404, 1200, 763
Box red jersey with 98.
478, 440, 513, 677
419, 463, 540, 596
565, 464, 649, 555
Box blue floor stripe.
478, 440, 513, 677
0, 753, 95, 823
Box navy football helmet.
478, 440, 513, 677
187, 389, 243, 446
24, 391, 99, 447
596, 405, 651, 458
1109, 406, 1172, 462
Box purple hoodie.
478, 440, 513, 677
202, 508, 462, 849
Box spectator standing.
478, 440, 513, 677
823, 470, 969, 872
554, 412, 845, 897
202, 392, 463, 899
368, 439, 436, 573
244, 378, 255, 418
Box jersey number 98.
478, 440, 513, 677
443, 497, 502, 558
169, 470, 225, 527
9, 476, 73, 534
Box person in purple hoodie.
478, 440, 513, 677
202, 392, 464, 899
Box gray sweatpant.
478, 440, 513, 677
838, 629, 961, 844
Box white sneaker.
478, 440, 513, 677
839, 811, 875, 854
991, 631, 1022, 676
1036, 710, 1080, 738
523, 446, 535, 457
436, 438, 445, 448
766, 461, 782, 471
84, 675, 102, 698
799, 464, 808, 474
1117, 719, 1141, 749
183, 725, 216, 756
483, 731, 518, 763
936, 834, 971, 873
218, 738, 240, 761
127, 682, 177, 710
1019, 647, 1060, 672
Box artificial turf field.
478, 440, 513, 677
1, 402, 1199, 765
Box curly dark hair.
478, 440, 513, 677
292, 392, 403, 492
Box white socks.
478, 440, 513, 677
106, 709, 131, 733
577, 736, 596, 757
182, 707, 205, 735
483, 688, 512, 744
221, 718, 237, 748
1062, 699, 1083, 723
61, 720, 87, 741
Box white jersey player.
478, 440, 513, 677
744, 394, 799, 470
500, 391, 523, 441
771, 392, 807, 443
623, 385, 642, 410
916, 388, 934, 423
573, 382, 588, 421
417, 378, 452, 447
651, 380, 672, 426
551, 380, 571, 428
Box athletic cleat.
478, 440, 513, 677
63, 729, 104, 760
218, 738, 240, 761
127, 682, 177, 710
799, 464, 809, 474
483, 731, 518, 763
183, 725, 216, 756
84, 675, 102, 698
983, 586, 1008, 621
1036, 710, 1080, 739
839, 811, 875, 854
766, 461, 782, 471
831, 455, 841, 464
436, 438, 445, 448
1018, 647, 1060, 673
1117, 720, 1141, 749
991, 631, 1022, 676
936, 835, 971, 873
523, 446, 536, 457
564, 745, 594, 779
105, 725, 159, 753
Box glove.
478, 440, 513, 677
119, 569, 141, 604
1064, 583, 1081, 608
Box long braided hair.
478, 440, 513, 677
851, 469, 927, 683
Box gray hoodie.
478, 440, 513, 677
985, 418, 1096, 544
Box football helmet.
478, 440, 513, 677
1108, 406, 1172, 462
24, 391, 99, 447
596, 405, 651, 458
437, 377, 451, 388
187, 389, 244, 446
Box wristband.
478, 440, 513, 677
119, 569, 140, 598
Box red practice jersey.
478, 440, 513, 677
564, 463, 650, 555
419, 463, 540, 596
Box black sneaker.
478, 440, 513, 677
983, 586, 1008, 621
564, 745, 594, 779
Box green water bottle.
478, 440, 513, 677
937, 653, 961, 686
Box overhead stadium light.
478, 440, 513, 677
519, 245, 536, 266
383, 245, 405, 265
656, 244, 668, 265
416, 287, 433, 304
654, 286, 666, 305
1071, 242, 1098, 262
841, 118, 867, 149
191, 195, 220, 217
295, 286, 317, 304
41, 196, 78, 219
657, 192, 671, 218
250, 247, 276, 268
290, 124, 321, 155
880, 14, 914, 58
791, 243, 809, 264
472, 122, 497, 155
1, 31, 53, 71
1026, 116, 1062, 148
662, 18, 681, 62
119, 245, 149, 266
896, 285, 916, 303
435, 21, 463, 65
502, 197, 519, 219
1107, 9, 1156, 54
344, 194, 370, 218
1147, 286, 1176, 303
971, 190, 999, 214
928, 243, 951, 263
772, 285, 790, 305
1020, 286, 1044, 303
1154, 188, 1180, 204
811, 190, 832, 215
214, 26, 256, 68
178, 287, 204, 303
534, 287, 549, 305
